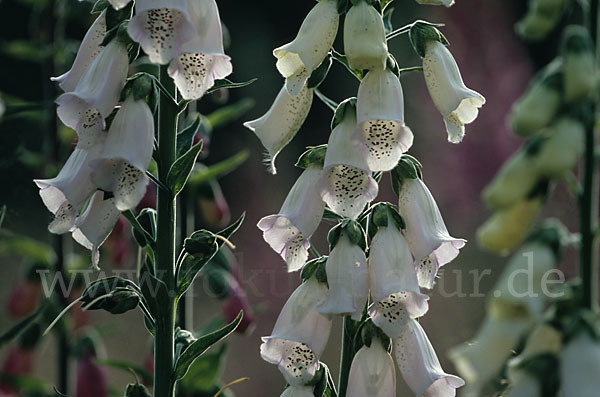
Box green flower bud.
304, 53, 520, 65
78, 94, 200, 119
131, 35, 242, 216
561, 25, 597, 103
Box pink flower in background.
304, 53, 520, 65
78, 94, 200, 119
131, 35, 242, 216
76, 353, 108, 397
223, 278, 255, 334
0, 344, 34, 395
6, 280, 41, 319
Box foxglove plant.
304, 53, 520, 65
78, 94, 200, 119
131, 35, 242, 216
254, 1, 480, 396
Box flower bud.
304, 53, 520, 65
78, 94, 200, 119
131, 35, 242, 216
476, 197, 543, 255
561, 25, 597, 102
510, 60, 562, 136
343, 0, 388, 71
516, 0, 568, 42
273, 0, 339, 95
534, 117, 585, 178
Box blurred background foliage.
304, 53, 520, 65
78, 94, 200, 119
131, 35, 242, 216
0, 0, 580, 395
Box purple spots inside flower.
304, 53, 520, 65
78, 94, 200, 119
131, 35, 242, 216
326, 165, 370, 215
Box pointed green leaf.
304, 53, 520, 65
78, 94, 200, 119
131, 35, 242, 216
167, 141, 203, 197
216, 212, 245, 242
0, 303, 45, 348
206, 78, 257, 94
124, 383, 152, 397
91, 0, 110, 13
206, 98, 255, 130
174, 312, 243, 381
179, 345, 228, 393
177, 115, 203, 158
187, 150, 249, 187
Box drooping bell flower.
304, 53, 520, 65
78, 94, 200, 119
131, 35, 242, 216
509, 59, 562, 136
422, 40, 485, 143
90, 96, 154, 211
72, 191, 121, 269
76, 353, 108, 397
482, 149, 539, 210
534, 117, 585, 178
397, 177, 465, 277
244, 83, 313, 174
168, 0, 233, 100
52, 12, 106, 92
317, 100, 378, 219
476, 197, 543, 256
415, 0, 455, 6
6, 279, 42, 318
34, 126, 106, 234
56, 39, 129, 131
343, 0, 388, 71
258, 165, 325, 272
0, 344, 35, 395
368, 209, 428, 338
561, 26, 597, 102
354, 67, 413, 172
448, 316, 532, 397
223, 277, 255, 334
561, 330, 600, 397
347, 339, 396, 397
317, 229, 369, 321
273, 0, 339, 96
396, 319, 465, 397
260, 277, 331, 387
127, 0, 196, 64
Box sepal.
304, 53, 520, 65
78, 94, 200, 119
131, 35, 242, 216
409, 21, 449, 58
296, 145, 327, 169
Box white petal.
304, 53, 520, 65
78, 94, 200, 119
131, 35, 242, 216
343, 1, 388, 71
244, 83, 313, 174
52, 12, 106, 92
561, 332, 600, 397
72, 191, 121, 268
396, 319, 465, 397
369, 294, 411, 339
281, 386, 314, 397
56, 40, 129, 130
168, 53, 232, 100
109, 0, 132, 10
257, 166, 325, 271
347, 341, 396, 397
398, 178, 465, 268
317, 233, 368, 320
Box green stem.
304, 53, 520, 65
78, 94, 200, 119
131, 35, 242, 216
581, 0, 599, 311
154, 65, 179, 397
337, 316, 354, 397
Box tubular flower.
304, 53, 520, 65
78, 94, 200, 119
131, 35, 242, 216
347, 339, 396, 397
72, 191, 121, 268
52, 12, 106, 92
273, 0, 339, 96
476, 197, 543, 256
422, 40, 485, 143
396, 319, 465, 397
534, 117, 585, 178
56, 40, 129, 131
257, 166, 325, 272
317, 102, 378, 219
75, 353, 108, 397
34, 127, 106, 234
354, 67, 413, 172
244, 83, 313, 174
397, 178, 465, 274
127, 0, 196, 64
90, 97, 154, 211
168, 0, 233, 100
368, 214, 429, 330
561, 330, 600, 397
317, 232, 368, 320
416, 0, 455, 6
260, 278, 331, 387
561, 26, 597, 102
509, 60, 562, 136
343, 0, 388, 71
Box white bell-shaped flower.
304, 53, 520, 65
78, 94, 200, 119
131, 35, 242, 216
127, 0, 196, 64
281, 386, 314, 397
317, 232, 368, 320
261, 278, 331, 386
317, 104, 378, 219
347, 339, 396, 397
108, 0, 132, 10
396, 319, 465, 397
354, 67, 413, 172
534, 117, 585, 178
561, 331, 600, 397
52, 12, 106, 92
422, 40, 485, 143
56, 40, 129, 131
398, 178, 465, 275
368, 216, 429, 329
416, 0, 455, 6
90, 97, 154, 211
273, 0, 339, 96
244, 82, 313, 174
34, 125, 106, 234
72, 191, 121, 269
343, 0, 388, 71
257, 166, 325, 272
168, 0, 232, 100
448, 315, 532, 395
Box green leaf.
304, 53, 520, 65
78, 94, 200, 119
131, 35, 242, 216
124, 383, 152, 397
188, 150, 249, 187
91, 0, 110, 13
0, 303, 44, 348
177, 114, 204, 158
167, 141, 203, 197
177, 242, 219, 297
307, 57, 333, 89
216, 212, 245, 242
330, 49, 362, 81
179, 345, 228, 393
206, 78, 257, 94
174, 312, 243, 381
206, 98, 255, 130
